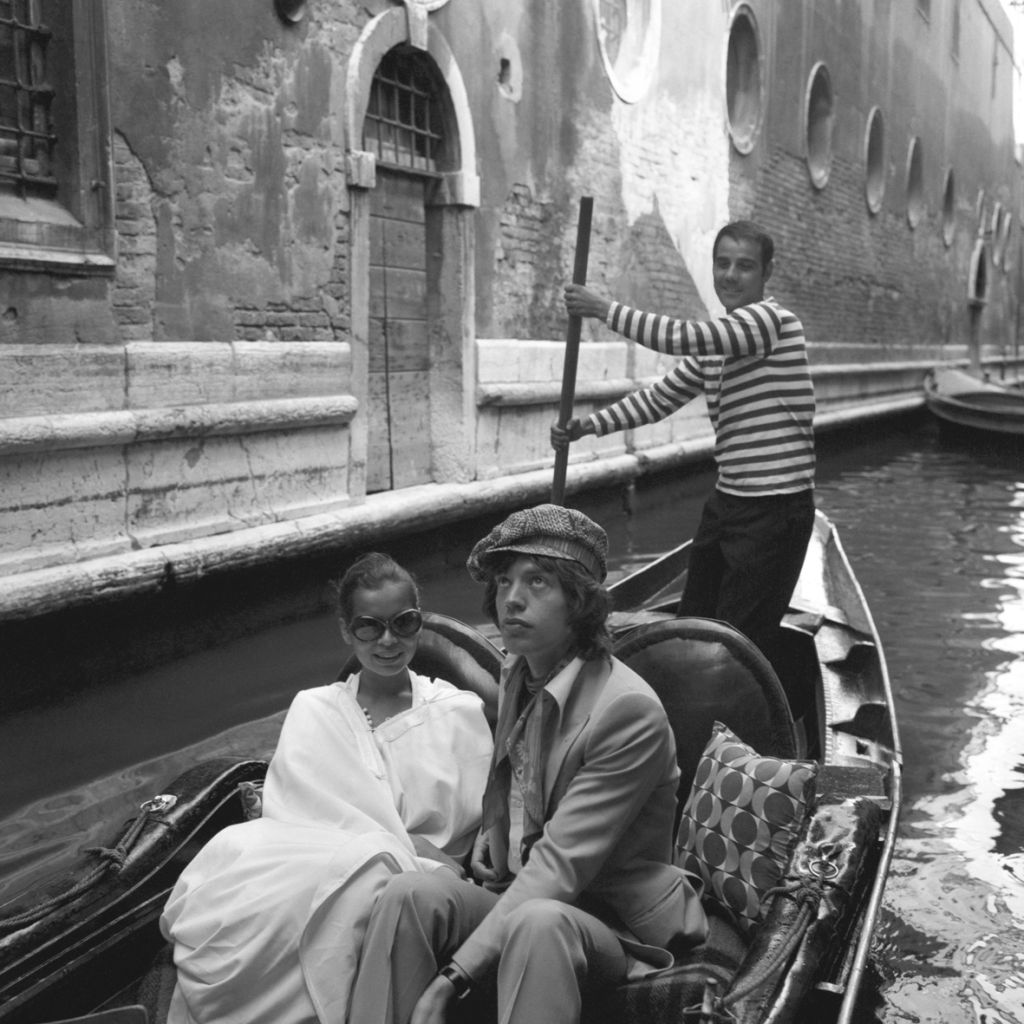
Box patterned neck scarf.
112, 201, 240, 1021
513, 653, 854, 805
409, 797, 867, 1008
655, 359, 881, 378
481, 654, 574, 867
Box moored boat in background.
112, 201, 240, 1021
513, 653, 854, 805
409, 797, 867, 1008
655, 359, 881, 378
0, 513, 900, 1024
923, 366, 1024, 438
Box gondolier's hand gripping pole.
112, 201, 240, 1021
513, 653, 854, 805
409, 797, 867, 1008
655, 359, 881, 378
551, 196, 594, 506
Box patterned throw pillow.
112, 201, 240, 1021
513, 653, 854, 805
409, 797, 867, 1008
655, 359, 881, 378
238, 780, 264, 820
676, 721, 817, 935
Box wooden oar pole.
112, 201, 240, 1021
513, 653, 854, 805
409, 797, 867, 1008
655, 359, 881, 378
551, 195, 594, 505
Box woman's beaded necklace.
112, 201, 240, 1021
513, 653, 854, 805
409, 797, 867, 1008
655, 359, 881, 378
357, 677, 411, 730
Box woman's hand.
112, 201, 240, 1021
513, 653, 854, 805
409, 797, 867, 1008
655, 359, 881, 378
564, 283, 611, 321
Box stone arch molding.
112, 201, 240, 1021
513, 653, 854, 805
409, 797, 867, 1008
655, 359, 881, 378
345, 5, 479, 207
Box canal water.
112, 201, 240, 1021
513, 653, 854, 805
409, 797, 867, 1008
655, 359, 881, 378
1, 413, 1023, 1023
810, 421, 1024, 1024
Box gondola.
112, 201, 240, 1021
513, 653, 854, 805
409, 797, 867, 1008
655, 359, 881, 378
923, 365, 1024, 437
0, 510, 901, 1024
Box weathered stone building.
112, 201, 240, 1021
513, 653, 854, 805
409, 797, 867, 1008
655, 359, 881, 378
1, 0, 1022, 626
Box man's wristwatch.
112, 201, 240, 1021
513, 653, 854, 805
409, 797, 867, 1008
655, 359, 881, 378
437, 962, 472, 1000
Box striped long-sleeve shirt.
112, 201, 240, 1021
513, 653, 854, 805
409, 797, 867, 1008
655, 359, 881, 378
586, 298, 815, 496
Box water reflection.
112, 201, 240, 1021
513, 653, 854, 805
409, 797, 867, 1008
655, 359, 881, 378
813, 426, 1024, 1024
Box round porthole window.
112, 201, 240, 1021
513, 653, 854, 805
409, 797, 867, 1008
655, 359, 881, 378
805, 62, 834, 189
864, 107, 885, 214
941, 168, 955, 246
593, 0, 662, 104
726, 5, 763, 155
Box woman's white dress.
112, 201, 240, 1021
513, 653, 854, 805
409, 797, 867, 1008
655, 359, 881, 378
160, 672, 492, 1024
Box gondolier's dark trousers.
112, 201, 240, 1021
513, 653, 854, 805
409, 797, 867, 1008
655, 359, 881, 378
678, 487, 815, 691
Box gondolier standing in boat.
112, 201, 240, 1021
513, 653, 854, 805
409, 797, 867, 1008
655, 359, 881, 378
552, 220, 816, 684
347, 503, 707, 1024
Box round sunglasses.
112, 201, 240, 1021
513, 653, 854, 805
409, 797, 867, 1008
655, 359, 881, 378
349, 607, 423, 642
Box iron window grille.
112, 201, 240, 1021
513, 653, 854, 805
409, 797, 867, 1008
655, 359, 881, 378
0, 0, 57, 198
363, 48, 445, 175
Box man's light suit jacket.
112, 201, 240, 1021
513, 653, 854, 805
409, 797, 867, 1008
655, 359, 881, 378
452, 654, 708, 981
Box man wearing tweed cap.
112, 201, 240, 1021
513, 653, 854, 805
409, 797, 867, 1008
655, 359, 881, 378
466, 503, 608, 584
348, 504, 707, 1024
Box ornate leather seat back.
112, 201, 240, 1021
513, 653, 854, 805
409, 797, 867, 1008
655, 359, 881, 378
613, 617, 798, 812
338, 611, 502, 726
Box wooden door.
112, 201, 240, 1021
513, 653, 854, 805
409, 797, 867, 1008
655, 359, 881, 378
367, 170, 431, 492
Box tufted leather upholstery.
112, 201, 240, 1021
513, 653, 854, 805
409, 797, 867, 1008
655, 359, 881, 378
580, 617, 804, 1024
613, 617, 800, 822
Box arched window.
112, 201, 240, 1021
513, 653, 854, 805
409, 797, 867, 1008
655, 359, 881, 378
363, 47, 452, 175
992, 204, 1012, 268
864, 107, 886, 214
968, 238, 987, 306
906, 137, 925, 228
726, 5, 763, 155
805, 63, 834, 189
941, 169, 955, 246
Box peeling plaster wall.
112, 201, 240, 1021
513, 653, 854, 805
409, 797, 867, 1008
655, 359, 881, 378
0, 0, 370, 578
608, 2, 733, 318
105, 1, 350, 340
0, 0, 1021, 599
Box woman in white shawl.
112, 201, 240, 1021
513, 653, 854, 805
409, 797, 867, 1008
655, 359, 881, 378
160, 553, 493, 1024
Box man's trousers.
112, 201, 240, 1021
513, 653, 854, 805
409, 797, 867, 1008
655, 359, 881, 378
347, 871, 628, 1024
678, 487, 815, 695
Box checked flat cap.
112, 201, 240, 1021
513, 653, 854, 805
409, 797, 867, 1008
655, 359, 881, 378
466, 503, 608, 583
